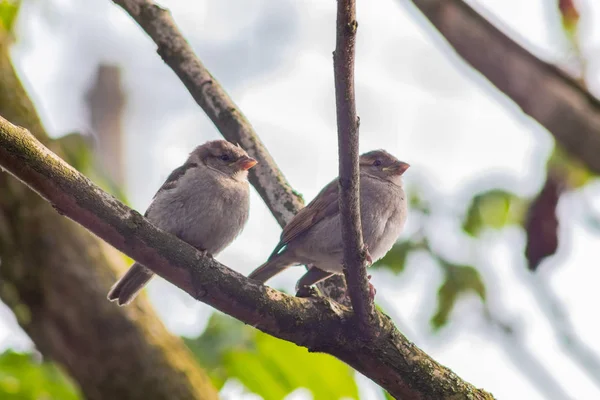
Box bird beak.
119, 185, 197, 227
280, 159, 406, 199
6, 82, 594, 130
235, 156, 258, 171
384, 161, 410, 175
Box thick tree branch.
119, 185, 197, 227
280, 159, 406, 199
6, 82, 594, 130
411, 0, 600, 174
333, 0, 374, 330
0, 115, 494, 399
0, 34, 218, 400
112, 0, 303, 227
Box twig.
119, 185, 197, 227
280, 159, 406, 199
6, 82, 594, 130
111, 0, 302, 227
333, 0, 374, 331
0, 115, 495, 400
410, 0, 600, 174
111, 0, 347, 302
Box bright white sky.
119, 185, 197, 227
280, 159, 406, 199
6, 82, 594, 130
3, 0, 600, 399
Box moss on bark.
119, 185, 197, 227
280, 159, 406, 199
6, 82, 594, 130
0, 35, 218, 400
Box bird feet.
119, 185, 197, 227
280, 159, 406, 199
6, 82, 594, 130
367, 274, 377, 300
363, 245, 373, 266
199, 249, 214, 259
295, 286, 320, 298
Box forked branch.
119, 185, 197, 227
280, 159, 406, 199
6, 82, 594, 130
0, 115, 494, 399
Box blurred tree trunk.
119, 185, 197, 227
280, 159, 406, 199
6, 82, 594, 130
85, 64, 126, 187
0, 34, 218, 400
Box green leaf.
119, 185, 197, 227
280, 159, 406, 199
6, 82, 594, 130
462, 189, 526, 236
184, 312, 254, 388
374, 240, 414, 274
185, 313, 359, 399
0, 350, 81, 400
0, 0, 20, 34
548, 145, 594, 189
431, 263, 486, 331
58, 132, 94, 173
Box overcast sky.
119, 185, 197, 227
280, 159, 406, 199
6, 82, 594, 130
3, 0, 600, 399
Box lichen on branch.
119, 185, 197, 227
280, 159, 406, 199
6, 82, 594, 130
0, 114, 494, 399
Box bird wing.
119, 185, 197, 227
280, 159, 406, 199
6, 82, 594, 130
268, 178, 339, 259
144, 162, 199, 217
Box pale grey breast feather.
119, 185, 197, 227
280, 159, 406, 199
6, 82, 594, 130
146, 163, 250, 255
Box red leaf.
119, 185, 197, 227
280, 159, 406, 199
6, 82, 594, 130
524, 171, 566, 271
559, 0, 580, 28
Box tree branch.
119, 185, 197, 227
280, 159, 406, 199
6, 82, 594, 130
0, 115, 494, 400
110, 0, 352, 302
0, 35, 218, 399
112, 0, 303, 228
410, 0, 600, 174
333, 0, 374, 331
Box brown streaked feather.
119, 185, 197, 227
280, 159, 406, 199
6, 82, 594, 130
156, 163, 198, 195
144, 162, 199, 217
268, 179, 340, 260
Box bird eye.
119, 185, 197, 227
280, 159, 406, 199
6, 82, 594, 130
219, 154, 231, 162
373, 160, 382, 167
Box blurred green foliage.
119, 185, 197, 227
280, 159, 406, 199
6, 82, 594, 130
185, 313, 359, 400
56, 132, 130, 205
408, 188, 431, 215
462, 189, 527, 236
548, 145, 592, 189
0, 350, 80, 400
0, 0, 20, 34
375, 237, 487, 331
374, 240, 416, 274
431, 261, 486, 330
375, 188, 491, 331
375, 143, 597, 331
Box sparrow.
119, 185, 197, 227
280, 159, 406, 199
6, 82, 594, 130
248, 149, 408, 297
108, 140, 257, 305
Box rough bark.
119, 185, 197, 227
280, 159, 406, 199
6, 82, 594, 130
112, 0, 303, 228
411, 0, 600, 174
0, 115, 495, 399
110, 0, 355, 303
333, 0, 374, 331
0, 36, 218, 400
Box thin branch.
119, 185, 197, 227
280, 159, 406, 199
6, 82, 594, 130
0, 115, 495, 400
333, 0, 374, 331
112, 0, 303, 228
410, 0, 600, 174
111, 0, 348, 302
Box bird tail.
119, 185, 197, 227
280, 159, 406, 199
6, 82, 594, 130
107, 263, 154, 306
248, 253, 292, 283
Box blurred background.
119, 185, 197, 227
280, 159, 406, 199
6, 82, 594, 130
0, 0, 599, 399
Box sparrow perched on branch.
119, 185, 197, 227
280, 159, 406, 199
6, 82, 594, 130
248, 149, 408, 297
108, 140, 257, 305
